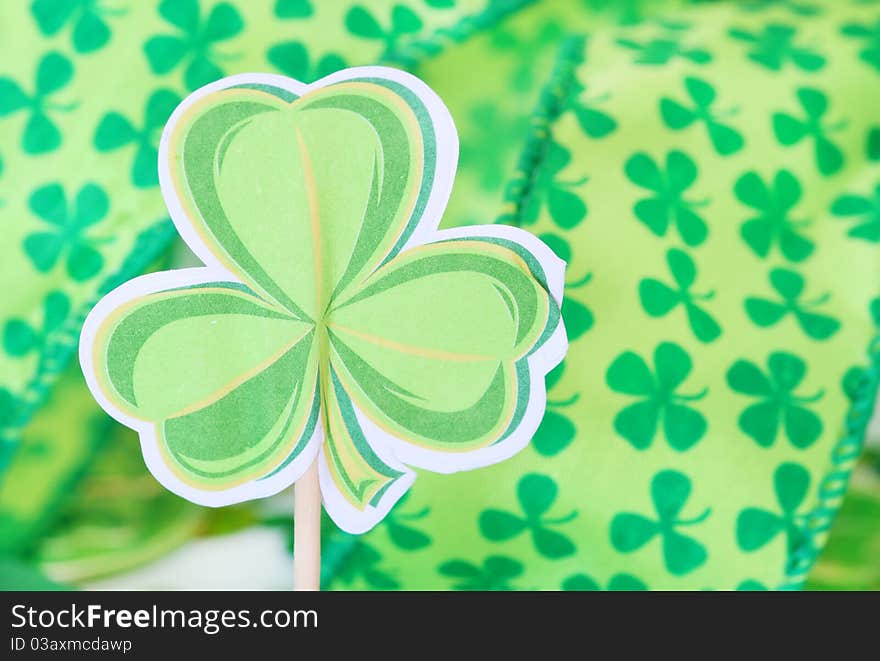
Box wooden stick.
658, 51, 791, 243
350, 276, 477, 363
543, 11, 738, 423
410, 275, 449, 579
293, 459, 321, 590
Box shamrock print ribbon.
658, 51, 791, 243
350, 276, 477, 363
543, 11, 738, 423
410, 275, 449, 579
79, 68, 567, 533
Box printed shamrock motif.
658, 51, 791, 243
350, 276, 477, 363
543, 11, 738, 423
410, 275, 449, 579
772, 87, 845, 176
841, 19, 880, 72
333, 540, 400, 590
617, 23, 711, 65
479, 474, 577, 559
869, 127, 880, 161
144, 0, 243, 90
460, 103, 529, 190
438, 556, 523, 590
80, 72, 565, 534
32, 0, 125, 54
532, 390, 577, 457
741, 0, 820, 16
3, 291, 70, 361
606, 342, 707, 452
0, 389, 23, 431
266, 42, 346, 83
424, 0, 455, 8
726, 352, 823, 448
24, 182, 110, 281
0, 52, 75, 154
561, 573, 647, 591
736, 463, 811, 555
830, 183, 880, 243
562, 271, 593, 343
345, 5, 422, 58
583, 0, 668, 25
737, 580, 768, 591
532, 356, 579, 458
563, 78, 617, 139
639, 249, 721, 343
624, 150, 709, 246
734, 169, 814, 262
519, 140, 587, 229
610, 469, 709, 576
660, 77, 744, 156
745, 269, 840, 340
274, 0, 313, 19
94, 89, 181, 188
384, 495, 431, 550
728, 23, 826, 71
490, 21, 564, 93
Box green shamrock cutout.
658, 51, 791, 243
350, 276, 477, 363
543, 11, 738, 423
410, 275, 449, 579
3, 291, 70, 362
438, 556, 523, 590
32, 0, 125, 54
274, 0, 313, 19
0, 52, 75, 154
561, 573, 647, 591
617, 22, 711, 65
266, 42, 347, 84
736, 462, 811, 554
728, 23, 826, 71
79, 71, 566, 534
772, 87, 845, 176
479, 473, 577, 559
830, 183, 880, 243
624, 150, 709, 246
745, 268, 840, 340
24, 182, 110, 281
144, 0, 244, 90
606, 342, 707, 452
660, 77, 744, 156
520, 140, 587, 230
869, 127, 880, 161
841, 19, 880, 72
563, 78, 618, 139
345, 5, 422, 58
610, 469, 709, 576
94, 89, 181, 188
726, 352, 823, 449
639, 249, 721, 343
734, 169, 813, 262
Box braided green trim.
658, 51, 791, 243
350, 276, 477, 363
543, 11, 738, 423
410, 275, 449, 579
782, 327, 880, 589
497, 34, 586, 227
384, 0, 538, 69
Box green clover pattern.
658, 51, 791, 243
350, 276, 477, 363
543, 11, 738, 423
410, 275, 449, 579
0, 52, 75, 154
736, 463, 812, 556
727, 352, 824, 449
745, 268, 840, 340
610, 470, 710, 576
479, 474, 577, 559
638, 248, 722, 343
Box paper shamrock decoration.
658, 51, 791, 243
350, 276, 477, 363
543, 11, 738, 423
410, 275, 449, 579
79, 68, 567, 533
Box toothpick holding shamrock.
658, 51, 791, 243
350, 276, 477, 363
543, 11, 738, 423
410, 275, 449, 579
79, 68, 568, 590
